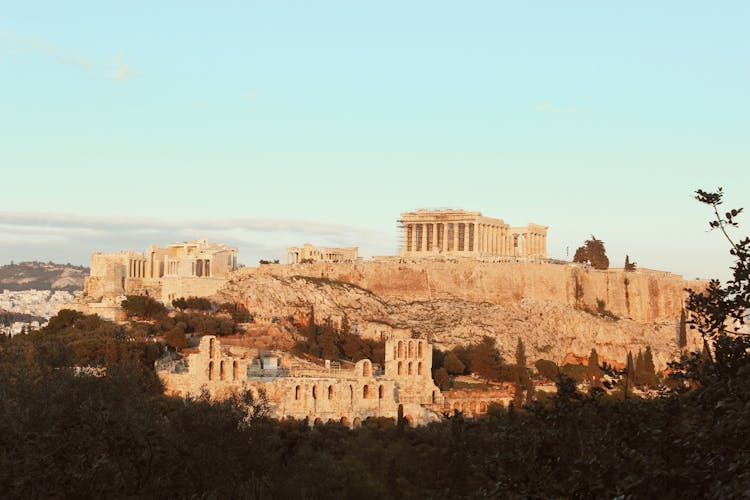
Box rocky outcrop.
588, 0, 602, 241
216, 266, 703, 371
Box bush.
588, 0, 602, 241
535, 359, 560, 380
121, 295, 166, 320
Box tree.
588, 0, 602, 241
470, 336, 501, 380
573, 235, 610, 270
534, 359, 559, 380
586, 348, 602, 388
624, 255, 637, 271
165, 322, 187, 350
678, 308, 688, 349
685, 188, 750, 379
432, 367, 450, 389
443, 352, 466, 375
624, 351, 635, 398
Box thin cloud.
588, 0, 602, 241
112, 61, 135, 81
0, 211, 390, 266
243, 91, 257, 99
0, 30, 93, 71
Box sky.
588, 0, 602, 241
1, 1, 748, 280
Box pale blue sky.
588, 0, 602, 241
1, 1, 748, 279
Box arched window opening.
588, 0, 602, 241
417, 362, 423, 375
208, 361, 214, 381
418, 341, 423, 358
295, 385, 301, 400
328, 385, 335, 400
408, 362, 413, 375
397, 361, 403, 375
209, 338, 215, 358
312, 385, 318, 400
408, 341, 414, 358
398, 341, 404, 358
220, 360, 226, 380
393, 344, 397, 360
363, 385, 370, 399
363, 361, 371, 377
232, 361, 238, 381
432, 390, 437, 404
378, 385, 384, 399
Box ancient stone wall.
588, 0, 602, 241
157, 335, 443, 426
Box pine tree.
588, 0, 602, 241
624, 255, 637, 271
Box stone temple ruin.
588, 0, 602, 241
399, 209, 547, 259
78, 239, 238, 318
286, 243, 359, 264
157, 332, 445, 426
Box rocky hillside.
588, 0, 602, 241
0, 262, 88, 291
217, 272, 699, 371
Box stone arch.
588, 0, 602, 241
363, 384, 370, 399
208, 361, 214, 381
340, 416, 350, 427
462, 402, 469, 413
326, 418, 335, 424
353, 417, 361, 427
470, 401, 477, 414
398, 341, 404, 358
417, 362, 423, 375
397, 361, 403, 375
328, 385, 335, 400
392, 344, 397, 360
362, 360, 371, 377
312, 385, 318, 400
232, 360, 238, 381
295, 385, 301, 400
479, 401, 488, 413
349, 385, 354, 410
432, 390, 437, 404
220, 360, 226, 381
209, 338, 215, 358
313, 417, 323, 426
378, 384, 384, 399
408, 340, 414, 358
408, 362, 413, 375
418, 341, 423, 358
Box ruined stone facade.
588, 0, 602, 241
400, 209, 547, 259
84, 239, 238, 306
157, 333, 444, 426
286, 243, 359, 264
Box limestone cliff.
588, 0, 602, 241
217, 263, 704, 370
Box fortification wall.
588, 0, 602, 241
247, 260, 702, 323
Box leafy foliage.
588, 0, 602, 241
573, 235, 610, 270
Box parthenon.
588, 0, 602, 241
399, 209, 547, 259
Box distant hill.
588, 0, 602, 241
0, 261, 88, 291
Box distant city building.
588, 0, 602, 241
399, 209, 548, 259
286, 243, 359, 264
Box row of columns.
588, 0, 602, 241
128, 259, 147, 278
477, 224, 513, 256
406, 222, 476, 253
405, 222, 546, 258
523, 232, 546, 256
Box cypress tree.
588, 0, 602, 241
642, 346, 657, 387
587, 348, 602, 387
625, 351, 635, 398
678, 309, 688, 349
635, 350, 645, 387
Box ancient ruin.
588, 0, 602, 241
74, 239, 237, 319
286, 243, 359, 264
157, 332, 449, 426
399, 209, 547, 259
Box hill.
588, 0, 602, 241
0, 261, 88, 291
